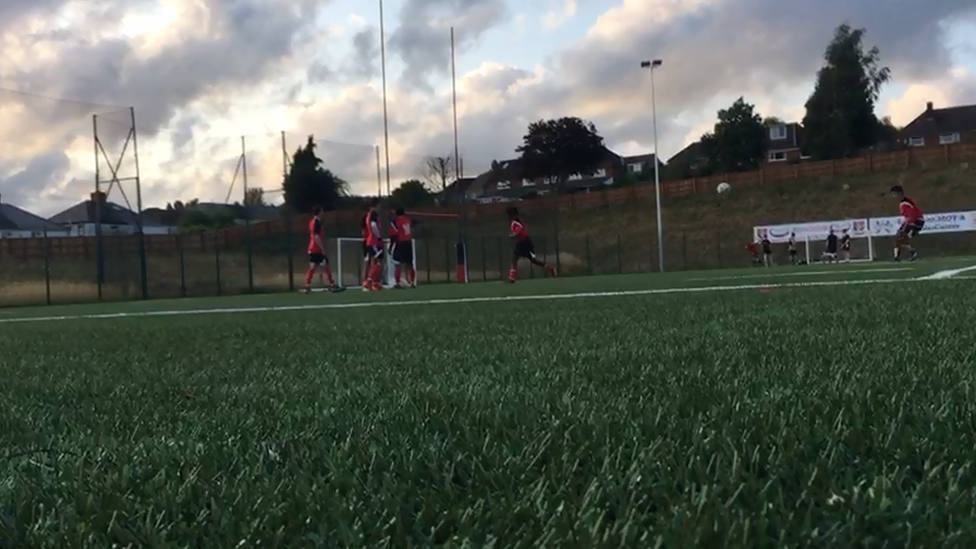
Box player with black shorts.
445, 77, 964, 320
391, 207, 416, 288
823, 229, 838, 263
839, 229, 851, 262
303, 205, 337, 293
760, 236, 772, 267
890, 185, 924, 261
787, 232, 798, 265
506, 206, 556, 282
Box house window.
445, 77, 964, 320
769, 125, 787, 140
908, 137, 925, 147
939, 133, 959, 145
628, 163, 642, 173
768, 151, 787, 162
496, 181, 510, 190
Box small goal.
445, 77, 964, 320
334, 237, 417, 288
802, 234, 875, 263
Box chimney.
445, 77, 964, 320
926, 101, 934, 112
87, 191, 107, 222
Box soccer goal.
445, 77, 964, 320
334, 237, 417, 288
802, 234, 875, 263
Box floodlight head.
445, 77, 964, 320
640, 59, 663, 69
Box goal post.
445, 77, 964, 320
803, 234, 875, 263
334, 237, 417, 288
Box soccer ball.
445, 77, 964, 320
716, 182, 731, 194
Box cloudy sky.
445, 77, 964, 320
1, 0, 975, 216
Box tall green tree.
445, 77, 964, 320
244, 187, 266, 206
282, 135, 350, 214
699, 97, 766, 173
802, 24, 891, 159
515, 117, 606, 190
390, 179, 433, 208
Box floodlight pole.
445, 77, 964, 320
379, 0, 392, 196
130, 106, 149, 299
641, 59, 665, 272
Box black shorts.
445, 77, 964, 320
513, 238, 536, 260
762, 247, 771, 255
789, 248, 796, 255
392, 240, 413, 263
841, 244, 850, 251
825, 247, 837, 255
900, 220, 924, 237
308, 252, 328, 266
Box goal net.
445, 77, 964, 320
334, 237, 417, 288
803, 234, 875, 264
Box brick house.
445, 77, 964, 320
765, 122, 805, 163
900, 102, 976, 148
476, 148, 624, 199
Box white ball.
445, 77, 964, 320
716, 182, 731, 194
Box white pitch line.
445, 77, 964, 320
0, 276, 920, 324
690, 267, 911, 281
916, 264, 976, 280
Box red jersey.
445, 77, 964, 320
899, 197, 923, 224
394, 215, 412, 242
510, 219, 529, 242
363, 209, 381, 246
308, 217, 324, 253
388, 219, 398, 243
746, 242, 759, 254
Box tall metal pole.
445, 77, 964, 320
451, 27, 461, 190
375, 146, 382, 197
241, 135, 254, 291
642, 60, 665, 272
379, 0, 392, 196
130, 106, 149, 299
92, 114, 104, 298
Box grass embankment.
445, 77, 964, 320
2, 274, 976, 546
457, 163, 976, 271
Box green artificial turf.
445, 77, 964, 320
1, 269, 975, 547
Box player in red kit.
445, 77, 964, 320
890, 185, 924, 261
506, 206, 556, 282
362, 198, 384, 291
391, 207, 416, 288
303, 206, 337, 293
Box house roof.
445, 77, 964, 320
48, 197, 139, 225
667, 142, 703, 165
622, 153, 659, 165
902, 103, 976, 136
439, 177, 477, 202
0, 203, 63, 231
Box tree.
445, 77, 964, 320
421, 155, 455, 193
282, 135, 350, 214
802, 24, 891, 160
699, 97, 767, 173
244, 188, 266, 206
178, 209, 236, 233
390, 179, 433, 209
515, 117, 606, 190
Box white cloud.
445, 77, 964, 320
542, 0, 577, 29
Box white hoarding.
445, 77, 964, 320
868, 211, 976, 236
753, 219, 869, 243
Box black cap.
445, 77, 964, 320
369, 197, 380, 207
890, 185, 904, 194
505, 206, 518, 216
312, 205, 322, 215
395, 206, 404, 216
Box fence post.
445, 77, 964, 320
214, 235, 222, 296
682, 231, 688, 271
585, 236, 592, 276
95, 228, 104, 300
425, 237, 432, 283
285, 215, 295, 292
43, 230, 52, 306
444, 238, 451, 282
481, 237, 487, 281
497, 237, 503, 280
138, 230, 149, 300
178, 233, 187, 298
617, 233, 623, 274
